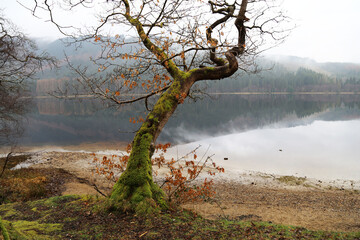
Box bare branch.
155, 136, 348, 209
0, 12, 55, 147
0, 152, 12, 178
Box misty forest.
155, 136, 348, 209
1, 0, 360, 239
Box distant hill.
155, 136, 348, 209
32, 38, 360, 95
37, 38, 360, 78
264, 55, 360, 79
37, 38, 105, 59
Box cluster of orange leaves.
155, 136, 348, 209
103, 71, 171, 97
175, 92, 187, 104
94, 35, 101, 42
91, 154, 129, 180
93, 33, 176, 97
129, 116, 145, 124
92, 143, 224, 204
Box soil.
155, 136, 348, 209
7, 150, 360, 233
185, 183, 360, 232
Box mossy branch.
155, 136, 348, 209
121, 0, 183, 80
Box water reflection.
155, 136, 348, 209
21, 94, 360, 146
162, 94, 360, 143
168, 120, 360, 180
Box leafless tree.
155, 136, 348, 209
28, 0, 291, 213
0, 12, 54, 174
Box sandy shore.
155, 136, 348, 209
6, 149, 360, 232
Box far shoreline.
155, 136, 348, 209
30, 91, 360, 99
211, 91, 360, 95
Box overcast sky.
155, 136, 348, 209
2, 0, 360, 63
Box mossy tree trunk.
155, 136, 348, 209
109, 76, 193, 213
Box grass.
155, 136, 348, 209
276, 175, 307, 186
0, 167, 68, 204
0, 195, 359, 239
0, 155, 73, 204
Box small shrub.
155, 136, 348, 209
0, 170, 48, 203
92, 143, 224, 205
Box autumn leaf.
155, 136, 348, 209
180, 51, 185, 59
94, 36, 101, 42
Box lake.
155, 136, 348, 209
20, 94, 360, 180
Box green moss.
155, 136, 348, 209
43, 195, 80, 208
2, 197, 82, 238
131, 182, 152, 203
0, 203, 19, 219
3, 219, 62, 240
153, 96, 174, 113
135, 199, 160, 215
0, 216, 10, 240
109, 117, 168, 213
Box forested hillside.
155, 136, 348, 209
203, 63, 360, 93
33, 39, 360, 95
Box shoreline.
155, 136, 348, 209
2, 149, 359, 232
0, 141, 129, 154
4, 148, 360, 192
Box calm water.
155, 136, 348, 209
20, 94, 360, 180
168, 119, 360, 180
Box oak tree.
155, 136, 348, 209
29, 0, 289, 213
